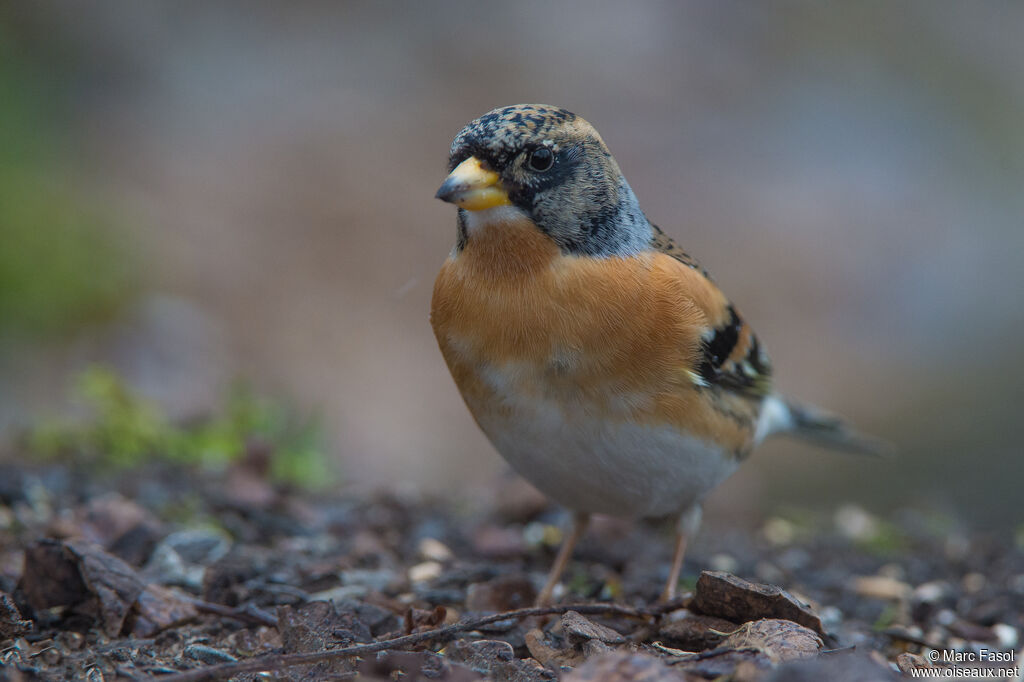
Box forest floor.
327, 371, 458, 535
0, 454, 1021, 681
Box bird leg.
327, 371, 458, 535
535, 511, 590, 606
661, 505, 702, 602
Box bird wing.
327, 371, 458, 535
649, 224, 773, 400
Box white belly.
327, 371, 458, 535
469, 369, 740, 519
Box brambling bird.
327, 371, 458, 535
431, 104, 888, 606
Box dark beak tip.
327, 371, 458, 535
434, 177, 460, 203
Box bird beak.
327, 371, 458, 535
435, 156, 511, 211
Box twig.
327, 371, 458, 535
148, 601, 679, 682
881, 628, 945, 651
185, 597, 278, 628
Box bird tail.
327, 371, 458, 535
759, 395, 893, 457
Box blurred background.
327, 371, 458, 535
1, 2, 1021, 528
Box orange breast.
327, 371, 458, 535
430, 218, 758, 455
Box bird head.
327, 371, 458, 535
436, 104, 651, 257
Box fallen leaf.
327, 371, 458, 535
720, 619, 823, 663
20, 539, 197, 638
525, 627, 582, 667
278, 600, 372, 653
130, 583, 198, 637
559, 610, 627, 646
446, 639, 557, 682
404, 605, 448, 634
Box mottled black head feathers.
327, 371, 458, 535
446, 104, 652, 257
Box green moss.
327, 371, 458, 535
26, 366, 336, 490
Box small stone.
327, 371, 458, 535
183, 644, 238, 664
962, 572, 986, 593
144, 528, 232, 589
993, 624, 1018, 650
913, 581, 948, 604
408, 561, 443, 584
692, 571, 825, 636
417, 538, 453, 562
834, 505, 878, 541
853, 575, 911, 601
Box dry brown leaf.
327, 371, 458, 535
720, 618, 823, 663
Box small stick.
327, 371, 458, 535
149, 601, 682, 682
185, 597, 278, 628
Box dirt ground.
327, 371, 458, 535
0, 455, 1020, 681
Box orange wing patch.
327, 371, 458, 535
649, 225, 772, 399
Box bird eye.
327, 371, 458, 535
528, 147, 554, 172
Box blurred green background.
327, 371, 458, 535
1, 2, 1021, 528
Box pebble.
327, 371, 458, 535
913, 581, 948, 604
993, 623, 1018, 650
962, 572, 986, 593
144, 528, 232, 589
853, 575, 911, 601
834, 505, 878, 541
408, 561, 443, 584
183, 644, 238, 664
417, 538, 453, 562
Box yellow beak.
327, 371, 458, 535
434, 156, 511, 211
